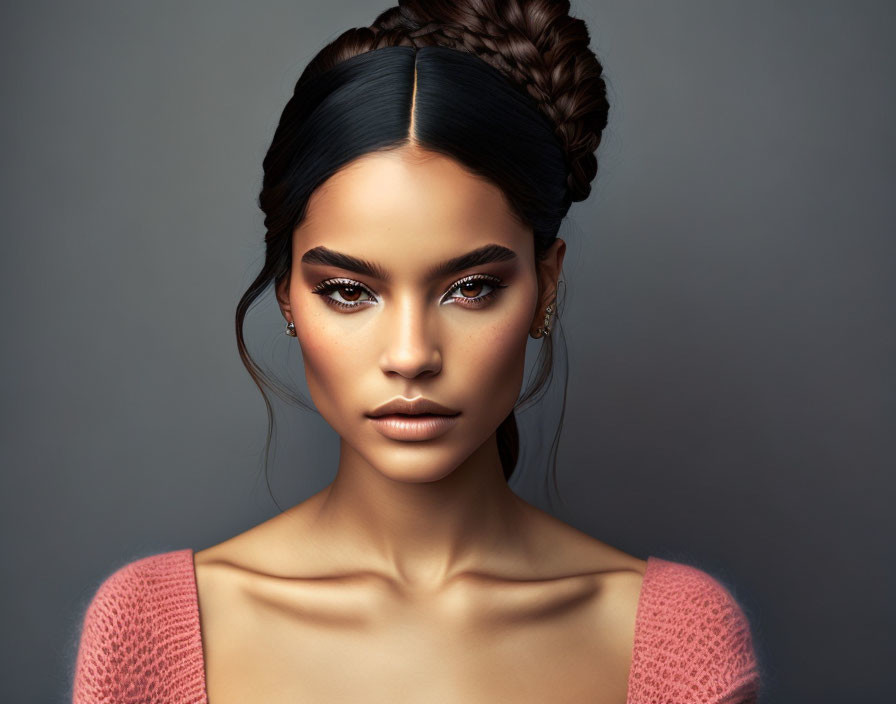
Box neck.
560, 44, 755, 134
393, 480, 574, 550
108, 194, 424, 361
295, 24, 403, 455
306, 433, 531, 592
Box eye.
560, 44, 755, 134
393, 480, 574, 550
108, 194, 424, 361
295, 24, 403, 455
310, 278, 376, 310
441, 274, 508, 308
310, 274, 508, 311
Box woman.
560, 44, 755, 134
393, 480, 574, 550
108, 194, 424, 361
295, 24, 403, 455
72, 1, 760, 702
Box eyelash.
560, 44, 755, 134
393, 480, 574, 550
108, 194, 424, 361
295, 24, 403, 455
310, 273, 508, 311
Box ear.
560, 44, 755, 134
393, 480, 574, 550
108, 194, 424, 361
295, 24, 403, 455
275, 274, 293, 323
530, 238, 566, 336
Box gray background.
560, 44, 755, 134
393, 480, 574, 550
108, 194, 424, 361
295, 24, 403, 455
2, 1, 894, 702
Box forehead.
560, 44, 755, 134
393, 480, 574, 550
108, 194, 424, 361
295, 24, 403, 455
293, 149, 532, 269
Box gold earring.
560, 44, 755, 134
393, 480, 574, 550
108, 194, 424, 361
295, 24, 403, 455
285, 321, 297, 337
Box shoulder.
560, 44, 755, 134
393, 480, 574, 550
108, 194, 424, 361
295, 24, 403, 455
630, 557, 761, 703
72, 548, 205, 704
78, 548, 198, 628
91, 548, 196, 592
640, 557, 756, 643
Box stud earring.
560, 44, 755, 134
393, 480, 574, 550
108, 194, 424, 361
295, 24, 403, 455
285, 321, 297, 337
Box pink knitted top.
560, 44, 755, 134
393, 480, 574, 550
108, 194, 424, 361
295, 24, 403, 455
71, 549, 760, 703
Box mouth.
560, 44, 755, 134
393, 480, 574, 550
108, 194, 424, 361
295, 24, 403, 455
373, 412, 460, 418
367, 412, 460, 441
366, 397, 461, 418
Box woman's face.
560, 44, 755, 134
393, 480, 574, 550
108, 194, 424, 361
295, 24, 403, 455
277, 146, 564, 483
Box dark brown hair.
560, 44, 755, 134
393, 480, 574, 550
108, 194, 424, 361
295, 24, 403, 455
236, 0, 609, 509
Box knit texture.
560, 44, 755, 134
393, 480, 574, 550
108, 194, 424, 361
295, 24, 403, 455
626, 558, 760, 703
71, 549, 760, 703
72, 550, 206, 704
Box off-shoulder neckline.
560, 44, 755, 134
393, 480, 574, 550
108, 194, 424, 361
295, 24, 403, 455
182, 548, 661, 704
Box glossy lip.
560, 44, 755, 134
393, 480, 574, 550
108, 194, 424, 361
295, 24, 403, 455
366, 396, 460, 418
368, 413, 459, 441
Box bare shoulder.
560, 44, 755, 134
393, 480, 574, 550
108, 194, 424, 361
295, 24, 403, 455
510, 499, 647, 623
518, 500, 648, 577
192, 505, 297, 601
192, 505, 325, 657
507, 501, 648, 681
193, 488, 328, 571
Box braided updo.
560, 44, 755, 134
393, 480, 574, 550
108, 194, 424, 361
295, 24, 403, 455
299, 0, 609, 203
239, 0, 610, 501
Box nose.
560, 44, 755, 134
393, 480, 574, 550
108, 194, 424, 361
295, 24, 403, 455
378, 295, 442, 379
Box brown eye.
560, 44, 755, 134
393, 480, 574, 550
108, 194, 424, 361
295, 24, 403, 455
459, 280, 484, 298
311, 278, 376, 309
339, 285, 363, 302
442, 274, 507, 308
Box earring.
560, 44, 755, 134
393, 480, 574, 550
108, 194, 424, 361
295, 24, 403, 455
533, 303, 555, 339
285, 321, 297, 337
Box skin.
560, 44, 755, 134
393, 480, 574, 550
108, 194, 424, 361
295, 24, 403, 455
193, 145, 647, 703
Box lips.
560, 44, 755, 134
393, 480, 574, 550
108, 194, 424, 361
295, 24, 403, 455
379, 413, 442, 418
367, 397, 460, 418
368, 413, 459, 441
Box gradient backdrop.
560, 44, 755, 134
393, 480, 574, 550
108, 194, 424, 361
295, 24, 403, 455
1, 1, 894, 702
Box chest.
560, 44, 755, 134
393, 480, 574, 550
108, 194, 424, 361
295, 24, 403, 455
203, 622, 629, 704
196, 573, 636, 704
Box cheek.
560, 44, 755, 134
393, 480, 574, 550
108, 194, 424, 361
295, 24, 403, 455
458, 302, 531, 415
293, 306, 364, 422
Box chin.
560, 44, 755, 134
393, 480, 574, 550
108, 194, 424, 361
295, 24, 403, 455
372, 446, 469, 483
381, 467, 458, 484
347, 434, 478, 482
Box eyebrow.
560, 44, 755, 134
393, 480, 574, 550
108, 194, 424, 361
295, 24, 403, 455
300, 243, 518, 281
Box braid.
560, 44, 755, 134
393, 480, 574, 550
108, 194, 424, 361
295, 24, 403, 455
297, 0, 609, 202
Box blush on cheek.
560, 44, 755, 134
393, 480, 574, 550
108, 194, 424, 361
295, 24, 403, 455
295, 322, 350, 412
300, 352, 358, 443
465, 320, 529, 420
